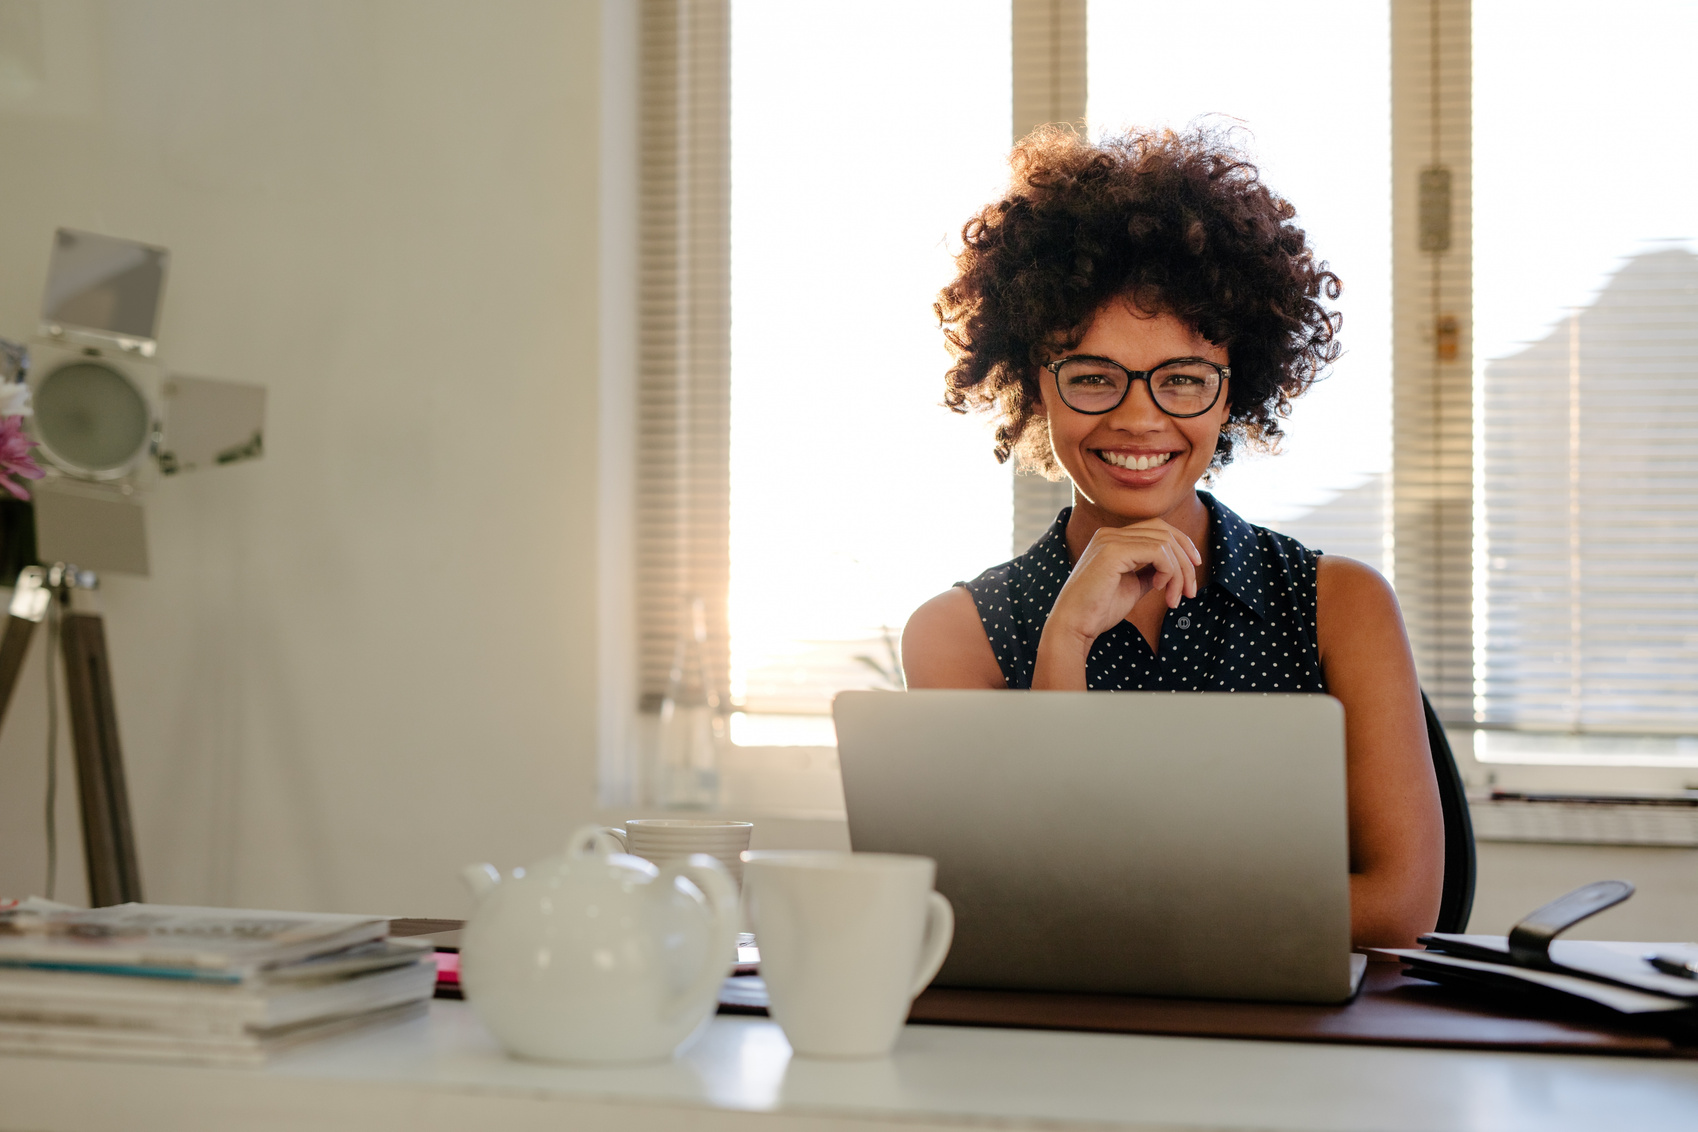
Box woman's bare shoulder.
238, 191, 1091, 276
1314, 554, 1410, 659
1316, 552, 1399, 605
1316, 551, 1399, 598
901, 587, 1006, 689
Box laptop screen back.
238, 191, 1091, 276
834, 690, 1354, 1003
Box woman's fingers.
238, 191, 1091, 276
1154, 549, 1181, 607
1156, 543, 1187, 608
1145, 533, 1196, 604
1089, 525, 1198, 598
1159, 527, 1202, 599
1172, 535, 1198, 600
1147, 568, 1176, 610
1148, 569, 1181, 610
1122, 538, 1188, 608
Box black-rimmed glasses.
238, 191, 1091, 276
1045, 356, 1229, 418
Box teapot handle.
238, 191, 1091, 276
657, 854, 740, 1025
566, 823, 625, 859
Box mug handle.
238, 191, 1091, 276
659, 854, 741, 1025
568, 823, 624, 858
601, 826, 630, 853
908, 891, 955, 998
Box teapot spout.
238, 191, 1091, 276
461, 862, 503, 900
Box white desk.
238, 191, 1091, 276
5, 1002, 1698, 1132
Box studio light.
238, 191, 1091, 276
21, 228, 266, 576
0, 228, 269, 905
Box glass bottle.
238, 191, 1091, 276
654, 594, 723, 809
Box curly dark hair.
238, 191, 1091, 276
936, 124, 1342, 476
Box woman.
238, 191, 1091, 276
903, 126, 1443, 949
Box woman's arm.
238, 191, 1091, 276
1316, 555, 1445, 949
902, 588, 1007, 689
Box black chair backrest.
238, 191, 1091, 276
1422, 691, 1476, 933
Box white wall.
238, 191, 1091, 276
1471, 842, 1698, 942
0, 0, 608, 917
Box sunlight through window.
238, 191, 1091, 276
729, 2, 1014, 736
1089, 0, 1393, 569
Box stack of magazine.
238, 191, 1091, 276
0, 899, 435, 1065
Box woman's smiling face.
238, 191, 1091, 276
1038, 298, 1232, 524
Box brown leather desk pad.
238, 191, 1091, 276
722, 965, 1698, 1058
397, 920, 1696, 1058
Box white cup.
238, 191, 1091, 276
605, 819, 754, 887
741, 850, 953, 1059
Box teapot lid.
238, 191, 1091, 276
537, 824, 657, 880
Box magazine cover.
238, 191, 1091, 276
0, 900, 388, 976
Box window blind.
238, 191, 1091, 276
636, 0, 732, 711
1479, 244, 1698, 732
1009, 0, 1084, 556
1390, 0, 1474, 719
723, 3, 1017, 731
1472, 0, 1698, 740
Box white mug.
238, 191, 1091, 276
741, 850, 953, 1058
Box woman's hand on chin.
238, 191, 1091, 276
1032, 520, 1201, 689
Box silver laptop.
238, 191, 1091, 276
834, 690, 1366, 1004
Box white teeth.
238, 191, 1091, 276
1100, 451, 1172, 471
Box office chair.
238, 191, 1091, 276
1422, 691, 1476, 933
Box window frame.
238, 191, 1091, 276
602, 0, 1694, 814
1401, 0, 1698, 794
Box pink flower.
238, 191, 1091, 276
0, 415, 45, 501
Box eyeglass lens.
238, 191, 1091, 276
1054, 358, 1222, 416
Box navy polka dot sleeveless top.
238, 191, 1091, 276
959, 492, 1326, 692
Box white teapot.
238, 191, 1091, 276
458, 824, 739, 1063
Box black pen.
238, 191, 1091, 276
1645, 954, 1698, 979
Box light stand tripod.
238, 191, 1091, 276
0, 564, 141, 906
